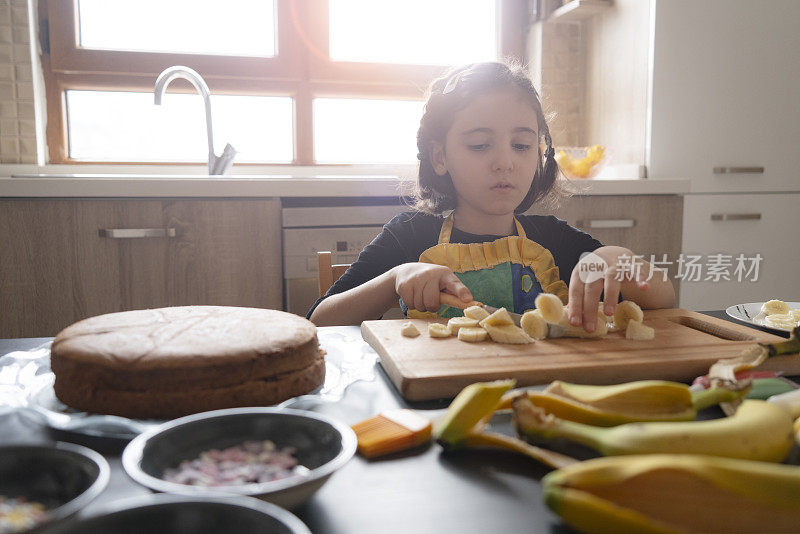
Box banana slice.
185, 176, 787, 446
761, 299, 790, 316
613, 300, 644, 331
401, 322, 420, 338
791, 309, 800, 323
463, 305, 490, 321
764, 313, 797, 330
599, 303, 614, 324
482, 324, 534, 344
447, 316, 480, 334
479, 307, 515, 327
557, 314, 609, 338
458, 326, 488, 343
428, 323, 452, 338
520, 310, 548, 340
625, 319, 655, 341
535, 293, 565, 324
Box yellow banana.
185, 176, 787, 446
513, 396, 794, 462
542, 454, 800, 534
434, 380, 515, 446
493, 380, 745, 426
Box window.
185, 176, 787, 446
42, 0, 526, 165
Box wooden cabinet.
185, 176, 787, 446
529, 194, 684, 302
680, 193, 800, 311
648, 0, 800, 192
0, 199, 282, 338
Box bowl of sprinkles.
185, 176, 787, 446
122, 408, 356, 510
0, 443, 109, 533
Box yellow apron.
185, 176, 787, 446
407, 214, 568, 318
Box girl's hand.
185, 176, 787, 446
567, 247, 649, 332
392, 263, 473, 312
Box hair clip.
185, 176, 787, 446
442, 73, 462, 94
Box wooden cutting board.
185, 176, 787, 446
361, 309, 799, 401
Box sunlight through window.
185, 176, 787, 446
314, 98, 424, 164
67, 91, 293, 163
78, 0, 276, 56
329, 0, 497, 65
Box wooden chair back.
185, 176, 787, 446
317, 251, 402, 311
317, 251, 351, 297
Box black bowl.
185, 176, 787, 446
0, 442, 109, 529
32, 494, 310, 534
122, 407, 357, 509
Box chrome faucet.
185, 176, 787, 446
154, 65, 236, 175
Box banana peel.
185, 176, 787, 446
709, 326, 800, 415
542, 454, 800, 534
460, 430, 576, 469
709, 326, 800, 386
493, 380, 747, 427
433, 379, 516, 446
434, 380, 579, 469
513, 396, 794, 463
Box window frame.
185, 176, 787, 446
42, 0, 527, 165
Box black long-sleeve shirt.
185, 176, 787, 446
307, 211, 604, 318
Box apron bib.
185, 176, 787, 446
407, 214, 568, 319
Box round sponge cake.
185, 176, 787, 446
50, 306, 325, 419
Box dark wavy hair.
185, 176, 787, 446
411, 61, 561, 215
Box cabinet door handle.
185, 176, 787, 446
710, 213, 761, 221
578, 219, 635, 229
98, 228, 177, 238
713, 166, 764, 174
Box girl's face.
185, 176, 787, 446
432, 87, 540, 221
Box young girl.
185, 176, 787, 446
309, 62, 675, 330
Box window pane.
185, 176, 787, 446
66, 90, 293, 163
314, 98, 423, 164
78, 0, 275, 57
329, 0, 496, 65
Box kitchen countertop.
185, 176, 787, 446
1, 311, 786, 533
0, 174, 691, 198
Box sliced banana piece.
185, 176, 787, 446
761, 299, 790, 316
400, 322, 420, 338
764, 313, 797, 330
625, 319, 655, 341
556, 314, 609, 338
482, 323, 534, 344
458, 326, 488, 342
479, 307, 515, 327
534, 293, 565, 324
791, 309, 800, 322
463, 305, 490, 321
520, 310, 548, 340
428, 323, 452, 338
447, 316, 480, 334
613, 300, 644, 331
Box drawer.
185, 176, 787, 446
680, 193, 800, 310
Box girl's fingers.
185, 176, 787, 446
568, 269, 585, 326
441, 272, 472, 302
412, 284, 426, 312
603, 274, 621, 316
422, 278, 441, 312
582, 280, 604, 332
